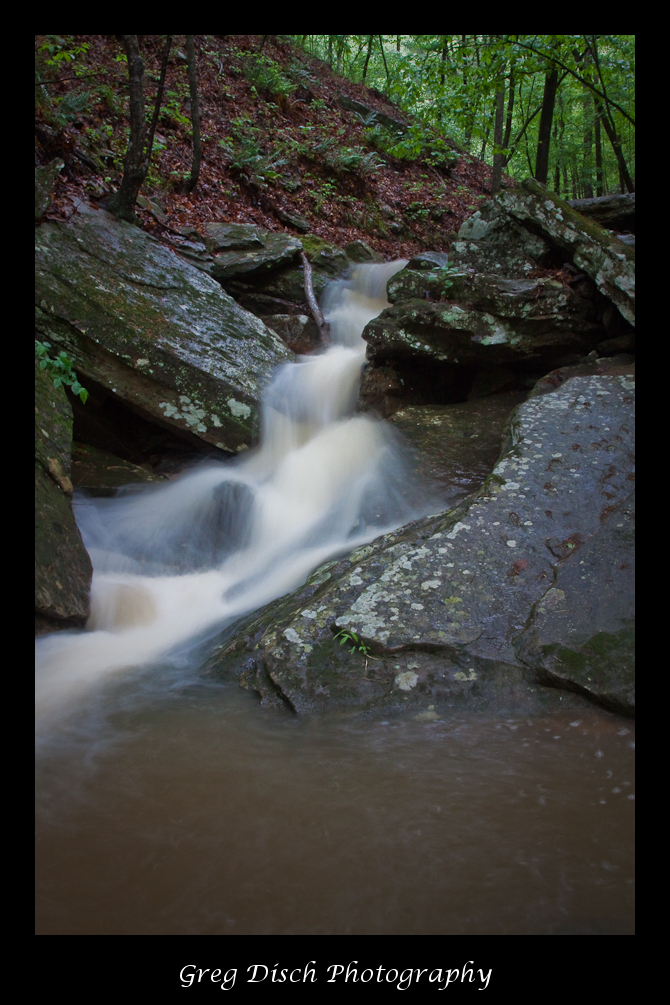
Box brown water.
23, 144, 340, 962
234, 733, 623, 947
35, 677, 634, 935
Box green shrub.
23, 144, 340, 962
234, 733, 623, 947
35, 341, 88, 403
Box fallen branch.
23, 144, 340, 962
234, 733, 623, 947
300, 251, 331, 345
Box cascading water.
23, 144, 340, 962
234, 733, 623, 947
35, 261, 635, 938
35, 260, 422, 720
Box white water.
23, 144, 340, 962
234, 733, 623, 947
35, 261, 424, 720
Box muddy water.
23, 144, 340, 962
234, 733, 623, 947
36, 678, 634, 935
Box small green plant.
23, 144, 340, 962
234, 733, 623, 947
334, 629, 371, 656
244, 54, 296, 100
436, 265, 462, 296
35, 341, 88, 403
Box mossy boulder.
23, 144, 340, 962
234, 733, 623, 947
35, 360, 92, 632
458, 179, 634, 325
35, 200, 292, 454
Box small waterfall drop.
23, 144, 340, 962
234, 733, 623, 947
35, 260, 425, 719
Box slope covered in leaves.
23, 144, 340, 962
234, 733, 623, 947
35, 34, 496, 257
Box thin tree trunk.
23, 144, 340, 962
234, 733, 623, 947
594, 109, 603, 196
101, 35, 147, 223
184, 35, 202, 193
378, 35, 390, 88
491, 79, 506, 194
362, 35, 374, 83
593, 94, 634, 192
396, 35, 401, 52
144, 35, 172, 173
534, 65, 559, 185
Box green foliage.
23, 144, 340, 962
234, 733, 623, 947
244, 54, 296, 99
334, 629, 371, 656
219, 119, 288, 188
35, 341, 88, 404
291, 35, 635, 197
436, 265, 462, 296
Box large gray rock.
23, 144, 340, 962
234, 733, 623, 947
209, 227, 302, 281
567, 193, 635, 233
35, 200, 292, 454
35, 360, 92, 632
362, 292, 601, 371
211, 372, 634, 717
467, 180, 635, 325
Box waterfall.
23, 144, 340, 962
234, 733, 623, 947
35, 260, 428, 719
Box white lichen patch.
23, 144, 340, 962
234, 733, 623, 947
395, 671, 419, 691
227, 398, 251, 420
454, 669, 477, 682
421, 580, 442, 590
446, 522, 470, 540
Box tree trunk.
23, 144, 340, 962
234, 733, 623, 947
582, 90, 594, 197
594, 109, 603, 196
593, 95, 635, 192
491, 81, 506, 194
534, 65, 559, 185
102, 36, 147, 223
184, 35, 202, 194
362, 35, 374, 82
144, 35, 172, 174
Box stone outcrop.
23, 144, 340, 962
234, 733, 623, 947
567, 192, 635, 233
458, 179, 635, 325
35, 200, 292, 455
35, 360, 92, 632
211, 372, 635, 717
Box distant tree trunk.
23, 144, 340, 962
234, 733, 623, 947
534, 65, 559, 185
491, 81, 506, 195
101, 35, 147, 223
184, 35, 202, 193
378, 35, 390, 88
440, 38, 448, 87
362, 35, 374, 82
582, 90, 594, 197
553, 122, 560, 194
594, 110, 604, 195
396, 36, 401, 52
328, 37, 333, 66
144, 35, 172, 174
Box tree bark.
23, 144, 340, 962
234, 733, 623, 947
534, 65, 559, 185
491, 81, 506, 194
184, 35, 202, 193
362, 35, 374, 82
144, 35, 172, 173
594, 110, 603, 196
101, 36, 148, 223
300, 253, 330, 345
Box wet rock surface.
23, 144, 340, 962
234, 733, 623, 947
71, 442, 166, 497
211, 372, 634, 717
389, 392, 527, 510
35, 158, 64, 220
35, 361, 92, 632
35, 200, 292, 455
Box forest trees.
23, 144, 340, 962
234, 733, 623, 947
292, 35, 635, 197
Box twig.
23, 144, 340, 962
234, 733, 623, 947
300, 251, 331, 345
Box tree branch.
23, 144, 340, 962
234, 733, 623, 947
300, 252, 331, 345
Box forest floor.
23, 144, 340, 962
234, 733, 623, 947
35, 35, 504, 258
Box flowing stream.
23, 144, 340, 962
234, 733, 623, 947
35, 263, 634, 935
